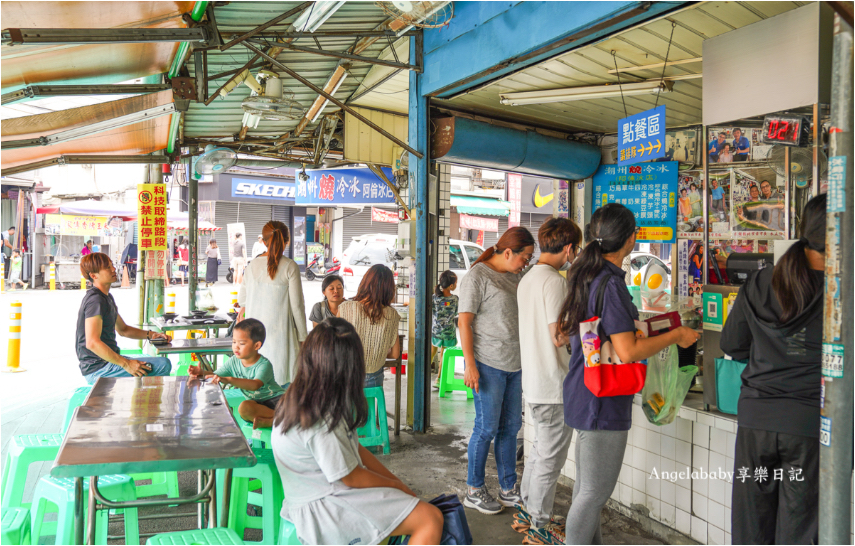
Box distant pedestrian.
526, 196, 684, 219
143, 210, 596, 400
252, 234, 267, 260
2, 226, 15, 278
81, 240, 93, 256
431, 270, 458, 388
232, 233, 247, 285
7, 250, 27, 290
205, 238, 220, 286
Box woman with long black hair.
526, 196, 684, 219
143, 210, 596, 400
238, 221, 308, 386
721, 193, 827, 544
458, 227, 536, 515
558, 204, 698, 544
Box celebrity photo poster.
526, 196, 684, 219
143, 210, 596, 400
731, 169, 785, 238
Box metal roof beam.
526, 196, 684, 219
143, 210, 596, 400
2, 155, 171, 176
219, 30, 417, 38
2, 27, 209, 46
253, 40, 421, 72
1, 103, 177, 149
1, 84, 171, 105
242, 42, 422, 159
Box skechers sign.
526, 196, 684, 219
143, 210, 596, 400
296, 167, 396, 206
231, 178, 296, 203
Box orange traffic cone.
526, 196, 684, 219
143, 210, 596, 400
121, 265, 130, 289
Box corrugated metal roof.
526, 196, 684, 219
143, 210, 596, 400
183, 1, 396, 141
436, 1, 808, 133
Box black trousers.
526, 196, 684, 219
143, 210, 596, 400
732, 426, 819, 545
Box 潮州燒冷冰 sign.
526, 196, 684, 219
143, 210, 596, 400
592, 162, 678, 243
297, 167, 396, 205
617, 105, 666, 166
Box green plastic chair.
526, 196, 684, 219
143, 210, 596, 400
1, 507, 31, 546
147, 527, 244, 545
277, 517, 301, 545
62, 386, 92, 432
31, 474, 139, 545
216, 449, 283, 544
438, 347, 473, 399
1, 434, 64, 511
357, 387, 390, 455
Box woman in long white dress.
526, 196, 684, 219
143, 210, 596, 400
238, 221, 308, 385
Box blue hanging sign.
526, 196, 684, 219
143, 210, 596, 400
592, 161, 678, 243
296, 167, 397, 206
617, 105, 666, 166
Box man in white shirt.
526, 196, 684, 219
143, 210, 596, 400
515, 217, 582, 545
251, 234, 267, 260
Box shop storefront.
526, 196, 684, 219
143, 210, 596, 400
201, 172, 305, 276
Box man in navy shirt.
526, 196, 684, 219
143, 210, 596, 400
708, 132, 727, 162
732, 128, 751, 162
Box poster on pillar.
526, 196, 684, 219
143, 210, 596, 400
617, 105, 666, 166
507, 174, 521, 228
297, 167, 397, 205
137, 184, 167, 250
145, 250, 167, 280
592, 162, 678, 243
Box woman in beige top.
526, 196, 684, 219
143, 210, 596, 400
338, 264, 401, 388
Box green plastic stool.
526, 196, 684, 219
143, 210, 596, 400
1, 434, 64, 511
438, 347, 473, 399
62, 387, 93, 432
1, 507, 31, 545
147, 527, 244, 545
277, 517, 301, 545
357, 387, 390, 455
31, 475, 139, 545
216, 449, 283, 544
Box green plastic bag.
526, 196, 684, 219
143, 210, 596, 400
641, 344, 698, 425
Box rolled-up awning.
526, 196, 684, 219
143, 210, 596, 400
450, 195, 511, 217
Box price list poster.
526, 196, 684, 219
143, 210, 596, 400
137, 184, 168, 279
592, 161, 678, 243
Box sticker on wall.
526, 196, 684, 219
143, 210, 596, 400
827, 156, 847, 213
820, 416, 832, 447
822, 343, 844, 378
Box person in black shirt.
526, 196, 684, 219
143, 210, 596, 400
76, 252, 172, 383
721, 193, 827, 544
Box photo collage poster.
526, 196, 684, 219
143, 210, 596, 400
706, 126, 772, 164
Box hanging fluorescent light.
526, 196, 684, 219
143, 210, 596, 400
499, 81, 673, 106
292, 1, 347, 33
310, 73, 347, 123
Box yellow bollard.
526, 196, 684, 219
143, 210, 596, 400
4, 301, 25, 373
80, 275, 87, 291
1, 259, 4, 294
49, 262, 56, 291
230, 291, 238, 312
167, 292, 176, 314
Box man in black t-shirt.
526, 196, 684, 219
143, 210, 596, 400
76, 253, 172, 383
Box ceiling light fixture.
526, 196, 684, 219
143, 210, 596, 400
292, 1, 347, 33
499, 81, 673, 106
309, 73, 347, 123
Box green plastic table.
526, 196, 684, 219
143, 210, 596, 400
52, 376, 256, 545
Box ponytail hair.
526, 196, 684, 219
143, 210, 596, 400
264, 221, 290, 280
558, 204, 636, 336
435, 270, 457, 297
472, 226, 535, 267
772, 193, 826, 323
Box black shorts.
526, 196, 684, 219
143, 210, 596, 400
258, 394, 283, 411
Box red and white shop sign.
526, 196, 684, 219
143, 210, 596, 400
459, 213, 498, 233
371, 207, 399, 224
507, 173, 522, 228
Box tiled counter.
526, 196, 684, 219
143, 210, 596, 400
526, 393, 855, 545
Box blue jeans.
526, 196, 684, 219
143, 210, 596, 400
364, 368, 385, 388
84, 357, 172, 384
467, 360, 522, 491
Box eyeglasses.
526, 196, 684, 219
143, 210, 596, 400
634, 227, 641, 235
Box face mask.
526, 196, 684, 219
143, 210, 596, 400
560, 260, 572, 271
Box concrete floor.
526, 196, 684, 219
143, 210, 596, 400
2, 281, 667, 544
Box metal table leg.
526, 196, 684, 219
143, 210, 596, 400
220, 468, 233, 529
87, 477, 97, 545
394, 362, 401, 436
208, 470, 217, 528
73, 477, 84, 545
197, 470, 204, 529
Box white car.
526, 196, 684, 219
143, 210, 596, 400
629, 252, 672, 289
339, 235, 483, 297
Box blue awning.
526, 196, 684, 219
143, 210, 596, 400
450, 195, 510, 217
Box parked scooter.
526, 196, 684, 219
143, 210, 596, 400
305, 256, 340, 281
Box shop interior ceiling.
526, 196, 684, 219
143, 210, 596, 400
430, 1, 810, 135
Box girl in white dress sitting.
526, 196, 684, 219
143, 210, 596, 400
270, 317, 443, 545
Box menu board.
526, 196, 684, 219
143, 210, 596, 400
592, 162, 678, 243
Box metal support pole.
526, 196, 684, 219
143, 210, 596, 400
409, 32, 428, 432
86, 477, 97, 545
819, 13, 853, 545
73, 477, 85, 544
189, 171, 199, 312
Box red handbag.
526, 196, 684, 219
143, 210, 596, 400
579, 276, 647, 397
